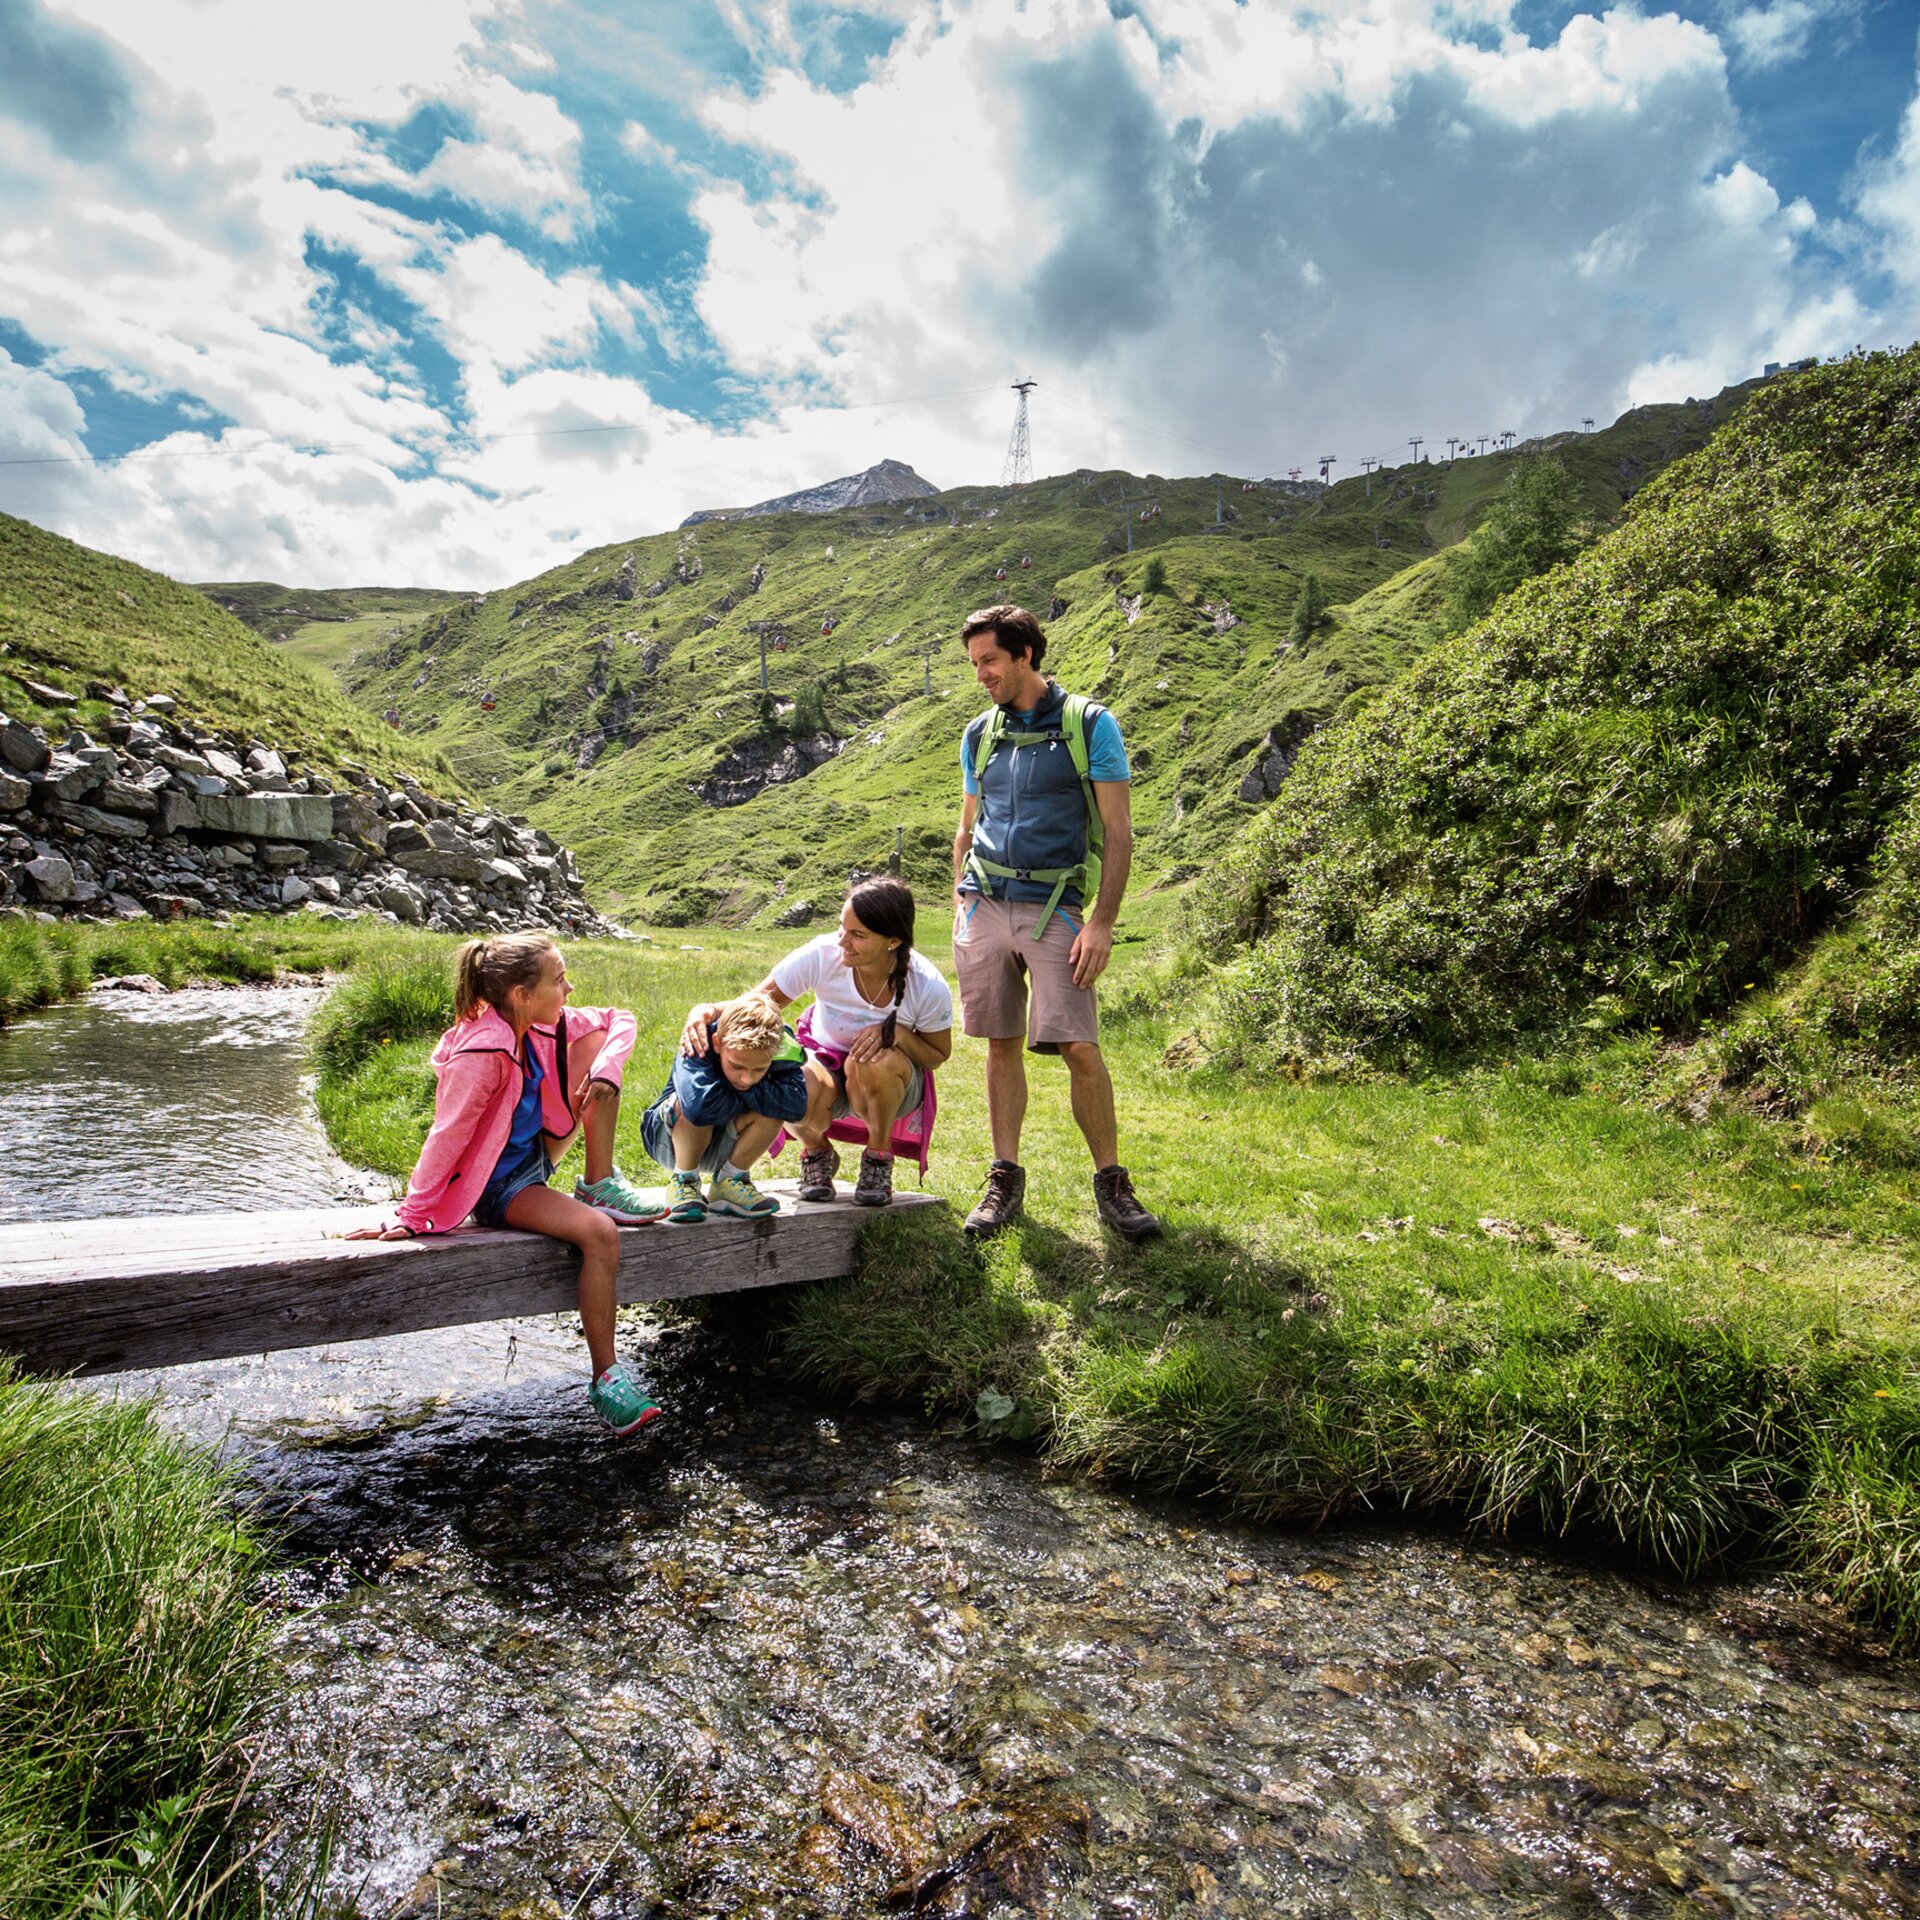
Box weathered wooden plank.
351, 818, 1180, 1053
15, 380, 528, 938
0, 1185, 938, 1377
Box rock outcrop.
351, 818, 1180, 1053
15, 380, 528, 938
694, 730, 844, 808
0, 697, 613, 935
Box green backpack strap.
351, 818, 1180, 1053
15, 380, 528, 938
971, 705, 1008, 785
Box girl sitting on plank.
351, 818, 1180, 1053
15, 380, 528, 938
347, 932, 665, 1435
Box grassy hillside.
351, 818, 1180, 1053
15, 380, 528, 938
339, 387, 1750, 920
197, 582, 471, 682
1192, 346, 1920, 1069
0, 516, 455, 792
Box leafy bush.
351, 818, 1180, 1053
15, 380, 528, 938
1444, 453, 1585, 628
1198, 348, 1920, 1064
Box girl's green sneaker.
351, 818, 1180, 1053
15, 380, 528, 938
588, 1362, 661, 1435
575, 1170, 666, 1224
708, 1164, 780, 1219
662, 1170, 708, 1225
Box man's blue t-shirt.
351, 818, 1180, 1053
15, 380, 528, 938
960, 704, 1129, 795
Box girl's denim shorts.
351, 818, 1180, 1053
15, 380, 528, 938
473, 1144, 554, 1229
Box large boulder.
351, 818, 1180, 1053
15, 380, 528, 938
193, 791, 334, 841
24, 854, 74, 901
0, 720, 50, 775
388, 818, 490, 884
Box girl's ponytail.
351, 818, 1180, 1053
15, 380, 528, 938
453, 931, 556, 1020
454, 937, 492, 1022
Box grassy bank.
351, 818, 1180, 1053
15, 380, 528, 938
0, 1362, 318, 1917
307, 927, 1920, 1648
0, 913, 451, 1028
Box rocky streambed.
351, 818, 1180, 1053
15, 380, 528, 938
23, 985, 1916, 1919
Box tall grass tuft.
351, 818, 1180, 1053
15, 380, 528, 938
307, 952, 453, 1078
0, 1361, 312, 1916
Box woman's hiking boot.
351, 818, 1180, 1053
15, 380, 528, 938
964, 1159, 1026, 1236
1094, 1163, 1163, 1242
852, 1150, 895, 1208
797, 1143, 841, 1203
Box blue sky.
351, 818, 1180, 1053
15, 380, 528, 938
0, 0, 1915, 587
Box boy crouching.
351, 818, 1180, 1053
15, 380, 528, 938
642, 991, 808, 1223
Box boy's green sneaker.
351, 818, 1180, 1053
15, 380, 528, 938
588, 1362, 661, 1435
662, 1170, 708, 1225
575, 1170, 666, 1224
708, 1163, 780, 1219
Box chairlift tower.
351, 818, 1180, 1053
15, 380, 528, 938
1319, 454, 1337, 486
1361, 456, 1378, 496
1002, 379, 1037, 489
1445, 437, 1458, 464
1477, 434, 1490, 456
1408, 435, 1424, 466
1582, 417, 1594, 433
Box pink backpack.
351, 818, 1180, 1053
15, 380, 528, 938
770, 1005, 939, 1180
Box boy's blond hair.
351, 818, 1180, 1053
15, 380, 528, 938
712, 991, 785, 1054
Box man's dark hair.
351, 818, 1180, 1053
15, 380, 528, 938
960, 602, 1047, 673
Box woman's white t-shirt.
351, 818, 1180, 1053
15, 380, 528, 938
770, 934, 953, 1054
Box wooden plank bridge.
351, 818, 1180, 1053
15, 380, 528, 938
0, 1186, 939, 1378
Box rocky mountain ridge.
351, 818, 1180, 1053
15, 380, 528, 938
680, 458, 937, 527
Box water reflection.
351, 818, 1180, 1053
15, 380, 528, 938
0, 984, 381, 1220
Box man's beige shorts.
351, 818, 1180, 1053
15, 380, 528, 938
952, 894, 1098, 1054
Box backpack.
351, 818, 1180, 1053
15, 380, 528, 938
964, 692, 1103, 939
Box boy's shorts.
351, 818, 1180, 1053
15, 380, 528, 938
473, 1144, 555, 1229
641, 1048, 809, 1175
952, 893, 1099, 1054
642, 1092, 741, 1177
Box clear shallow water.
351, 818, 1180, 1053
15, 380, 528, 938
0, 983, 381, 1220
12, 991, 1917, 1918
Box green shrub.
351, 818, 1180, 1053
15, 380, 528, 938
1198, 348, 1920, 1064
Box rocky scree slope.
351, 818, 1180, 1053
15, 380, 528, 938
0, 692, 608, 934
0, 515, 609, 934
341, 385, 1759, 926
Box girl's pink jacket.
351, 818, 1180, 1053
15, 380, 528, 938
396, 1002, 637, 1233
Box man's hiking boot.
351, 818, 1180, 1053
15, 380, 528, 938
1094, 1163, 1163, 1242
797, 1143, 841, 1203
964, 1159, 1026, 1237
852, 1150, 894, 1208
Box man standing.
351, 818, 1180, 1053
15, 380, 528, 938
950, 603, 1162, 1240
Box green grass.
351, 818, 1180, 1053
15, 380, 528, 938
307, 922, 1920, 1647
316, 387, 1743, 920
0, 515, 455, 795
0, 1361, 322, 1917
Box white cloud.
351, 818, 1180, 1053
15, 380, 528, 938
1722, 1, 1854, 71
1854, 88, 1920, 309
0, 0, 1908, 591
